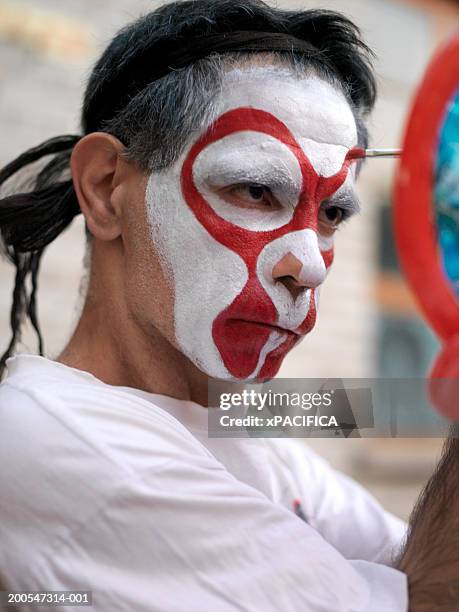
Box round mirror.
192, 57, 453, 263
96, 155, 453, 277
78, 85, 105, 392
394, 33, 459, 419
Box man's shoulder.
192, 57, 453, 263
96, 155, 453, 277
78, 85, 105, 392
0, 355, 203, 449
0, 377, 126, 550
0, 358, 210, 476
0, 357, 214, 549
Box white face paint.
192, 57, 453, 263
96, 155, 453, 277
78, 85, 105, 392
145, 68, 359, 381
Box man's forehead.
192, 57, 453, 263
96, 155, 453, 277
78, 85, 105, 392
197, 68, 359, 180
218, 68, 358, 150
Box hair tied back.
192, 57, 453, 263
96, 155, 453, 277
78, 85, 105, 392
0, 134, 82, 376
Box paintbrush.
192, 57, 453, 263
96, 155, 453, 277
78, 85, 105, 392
365, 148, 402, 158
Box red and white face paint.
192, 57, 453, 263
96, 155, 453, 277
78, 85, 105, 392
146, 71, 361, 380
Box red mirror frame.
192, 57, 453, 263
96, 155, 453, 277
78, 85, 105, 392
394, 32, 459, 419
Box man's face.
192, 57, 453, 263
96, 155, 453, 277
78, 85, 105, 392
143, 69, 360, 381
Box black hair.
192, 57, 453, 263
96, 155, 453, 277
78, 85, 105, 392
0, 0, 376, 376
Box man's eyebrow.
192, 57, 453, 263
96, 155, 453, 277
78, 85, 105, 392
204, 164, 299, 190
325, 190, 361, 215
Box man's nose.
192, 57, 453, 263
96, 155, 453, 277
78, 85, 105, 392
272, 251, 326, 301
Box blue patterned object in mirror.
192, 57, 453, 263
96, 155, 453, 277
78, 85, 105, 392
435, 89, 459, 296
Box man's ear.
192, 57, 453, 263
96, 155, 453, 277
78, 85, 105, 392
71, 133, 126, 241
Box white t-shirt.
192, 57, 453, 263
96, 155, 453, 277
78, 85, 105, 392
0, 355, 408, 611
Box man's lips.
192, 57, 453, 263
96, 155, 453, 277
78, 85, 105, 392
228, 318, 301, 337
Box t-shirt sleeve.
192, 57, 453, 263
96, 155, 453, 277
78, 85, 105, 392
268, 439, 407, 566
0, 383, 408, 612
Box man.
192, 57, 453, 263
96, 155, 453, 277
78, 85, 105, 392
0, 1, 457, 610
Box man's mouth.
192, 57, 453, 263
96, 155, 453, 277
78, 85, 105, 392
212, 283, 316, 379
228, 318, 300, 337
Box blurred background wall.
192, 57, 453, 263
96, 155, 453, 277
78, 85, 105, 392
1, 0, 458, 520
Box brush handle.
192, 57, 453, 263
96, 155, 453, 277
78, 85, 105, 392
365, 148, 402, 158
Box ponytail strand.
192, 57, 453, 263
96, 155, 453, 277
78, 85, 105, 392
0, 135, 82, 377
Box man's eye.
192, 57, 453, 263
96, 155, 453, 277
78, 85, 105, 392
247, 185, 265, 202
318, 205, 345, 231
219, 183, 281, 211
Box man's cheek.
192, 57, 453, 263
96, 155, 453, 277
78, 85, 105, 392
146, 171, 242, 378
169, 220, 249, 379
318, 231, 335, 270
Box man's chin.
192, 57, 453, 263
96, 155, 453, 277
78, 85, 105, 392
191, 334, 303, 383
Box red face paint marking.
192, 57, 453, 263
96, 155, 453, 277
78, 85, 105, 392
321, 248, 335, 269
181, 108, 359, 379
